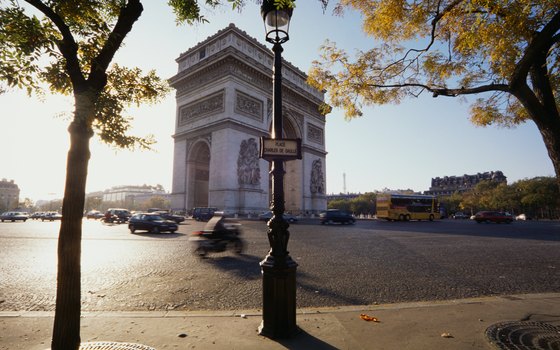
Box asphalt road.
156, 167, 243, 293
1, 218, 559, 312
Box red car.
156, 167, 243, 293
474, 211, 513, 224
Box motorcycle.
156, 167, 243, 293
190, 222, 245, 257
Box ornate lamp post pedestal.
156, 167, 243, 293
259, 248, 298, 338
258, 0, 299, 339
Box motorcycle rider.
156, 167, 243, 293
103, 210, 113, 223
203, 212, 233, 240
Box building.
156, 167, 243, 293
424, 171, 507, 196
0, 179, 20, 211
169, 24, 327, 215
102, 185, 167, 206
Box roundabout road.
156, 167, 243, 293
0, 218, 559, 311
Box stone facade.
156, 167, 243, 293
425, 171, 507, 196
169, 24, 327, 215
0, 179, 20, 211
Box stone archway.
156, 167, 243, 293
188, 141, 210, 208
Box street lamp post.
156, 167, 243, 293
258, 0, 298, 339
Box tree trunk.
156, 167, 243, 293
51, 94, 94, 350
537, 120, 560, 194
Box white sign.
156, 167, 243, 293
260, 137, 302, 160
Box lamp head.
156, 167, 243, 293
261, 0, 294, 44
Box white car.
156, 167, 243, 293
42, 212, 62, 221
515, 213, 532, 221
0, 211, 28, 222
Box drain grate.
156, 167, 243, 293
79, 342, 156, 350
486, 321, 560, 350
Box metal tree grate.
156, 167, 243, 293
486, 321, 560, 350
78, 342, 156, 350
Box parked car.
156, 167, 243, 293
128, 213, 178, 234
515, 213, 532, 221
258, 211, 298, 223
86, 210, 104, 219
192, 207, 218, 221
42, 212, 62, 221
319, 209, 355, 225
473, 211, 513, 224
0, 211, 28, 222
453, 212, 470, 219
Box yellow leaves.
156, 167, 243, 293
469, 97, 526, 128
340, 0, 430, 42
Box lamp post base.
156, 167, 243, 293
258, 254, 298, 338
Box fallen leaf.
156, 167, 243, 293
360, 314, 380, 322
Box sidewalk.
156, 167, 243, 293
2, 293, 559, 350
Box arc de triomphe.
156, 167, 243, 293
169, 24, 327, 215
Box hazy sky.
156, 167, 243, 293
1, 1, 555, 202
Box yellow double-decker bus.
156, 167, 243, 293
376, 194, 440, 221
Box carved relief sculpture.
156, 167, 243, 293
179, 91, 224, 125
237, 138, 261, 185
235, 91, 263, 121
310, 159, 325, 194
307, 123, 324, 145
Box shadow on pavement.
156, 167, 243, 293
275, 329, 339, 350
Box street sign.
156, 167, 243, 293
260, 137, 302, 161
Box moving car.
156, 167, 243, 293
0, 211, 28, 222
30, 212, 45, 220
515, 213, 532, 221
192, 207, 218, 221
453, 212, 470, 219
86, 210, 104, 219
153, 211, 186, 224
105, 208, 131, 222
473, 211, 513, 224
42, 212, 62, 221
128, 213, 178, 234
319, 209, 355, 225
258, 211, 298, 223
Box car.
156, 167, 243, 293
30, 212, 45, 220
128, 213, 178, 234
105, 208, 131, 222
258, 211, 298, 223
453, 212, 470, 219
473, 211, 513, 224
86, 210, 104, 219
153, 211, 186, 224
42, 212, 62, 221
0, 211, 28, 222
515, 213, 532, 221
319, 209, 355, 225
192, 207, 218, 221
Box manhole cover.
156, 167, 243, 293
486, 321, 560, 350
79, 342, 156, 350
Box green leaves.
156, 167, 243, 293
92, 64, 171, 149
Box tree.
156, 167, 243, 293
0, 1, 246, 349
308, 0, 560, 191
513, 176, 560, 218
139, 195, 171, 211
85, 195, 103, 212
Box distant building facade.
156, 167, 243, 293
0, 179, 20, 211
424, 171, 507, 196
169, 24, 327, 215
326, 193, 361, 202
102, 185, 167, 206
